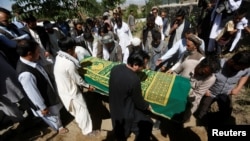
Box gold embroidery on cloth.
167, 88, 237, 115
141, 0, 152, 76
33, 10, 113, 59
80, 57, 176, 106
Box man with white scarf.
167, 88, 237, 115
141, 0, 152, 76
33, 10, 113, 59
53, 37, 98, 136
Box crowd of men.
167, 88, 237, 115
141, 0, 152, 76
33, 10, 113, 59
1, 1, 250, 140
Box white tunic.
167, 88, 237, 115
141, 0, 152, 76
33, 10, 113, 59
113, 22, 133, 54
53, 51, 92, 135
155, 15, 164, 40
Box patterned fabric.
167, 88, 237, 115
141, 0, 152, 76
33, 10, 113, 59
79, 57, 191, 119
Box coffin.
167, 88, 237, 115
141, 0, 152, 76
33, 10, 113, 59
79, 57, 191, 119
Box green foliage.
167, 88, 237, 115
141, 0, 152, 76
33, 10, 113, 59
187, 14, 198, 27
133, 21, 145, 38
101, 0, 126, 10
122, 4, 138, 21
11, 0, 103, 21
141, 0, 162, 17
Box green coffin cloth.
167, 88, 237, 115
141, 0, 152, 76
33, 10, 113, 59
79, 57, 191, 119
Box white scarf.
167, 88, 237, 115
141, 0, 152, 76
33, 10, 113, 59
57, 51, 81, 69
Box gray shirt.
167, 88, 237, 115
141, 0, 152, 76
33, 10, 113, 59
210, 59, 250, 96
128, 14, 135, 26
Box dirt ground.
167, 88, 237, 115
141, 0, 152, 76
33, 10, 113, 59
1, 89, 250, 141
0, 112, 208, 141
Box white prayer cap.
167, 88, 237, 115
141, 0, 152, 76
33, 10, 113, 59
101, 34, 113, 44
103, 12, 110, 17
151, 6, 158, 11
131, 37, 141, 47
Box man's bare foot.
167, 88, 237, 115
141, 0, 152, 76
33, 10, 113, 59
59, 128, 69, 134
87, 130, 100, 137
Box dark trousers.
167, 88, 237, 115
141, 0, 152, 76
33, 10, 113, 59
217, 94, 233, 119
132, 119, 153, 141
114, 112, 153, 141
195, 94, 233, 121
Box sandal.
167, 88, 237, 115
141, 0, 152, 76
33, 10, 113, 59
59, 128, 69, 134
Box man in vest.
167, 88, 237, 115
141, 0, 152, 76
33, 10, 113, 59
16, 39, 68, 134
165, 8, 190, 49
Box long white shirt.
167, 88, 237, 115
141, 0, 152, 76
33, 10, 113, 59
53, 51, 92, 134
113, 22, 133, 54
155, 15, 164, 40
85, 35, 99, 57
53, 51, 89, 110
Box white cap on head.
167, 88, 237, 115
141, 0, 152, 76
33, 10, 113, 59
131, 37, 141, 46
151, 6, 158, 11
103, 12, 110, 17
101, 34, 113, 44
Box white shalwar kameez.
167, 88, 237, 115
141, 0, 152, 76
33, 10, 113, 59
113, 22, 133, 54
53, 51, 92, 135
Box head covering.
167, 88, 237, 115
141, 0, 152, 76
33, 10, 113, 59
131, 37, 141, 46
101, 34, 113, 44
151, 6, 158, 11
103, 12, 110, 17
187, 35, 202, 47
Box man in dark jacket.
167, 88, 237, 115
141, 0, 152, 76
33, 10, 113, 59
109, 50, 152, 141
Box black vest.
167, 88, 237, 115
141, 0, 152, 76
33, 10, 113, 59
168, 19, 190, 49
16, 60, 60, 110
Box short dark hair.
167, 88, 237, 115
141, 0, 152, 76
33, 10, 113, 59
127, 49, 149, 67
23, 14, 37, 23
83, 32, 93, 40
98, 25, 109, 35
0, 7, 11, 16
152, 29, 161, 41
194, 55, 221, 78
175, 8, 186, 18
185, 27, 197, 35
147, 13, 155, 22
231, 51, 250, 68
16, 39, 39, 57
58, 37, 76, 51
115, 17, 122, 23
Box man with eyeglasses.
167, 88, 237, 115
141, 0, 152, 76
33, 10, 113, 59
165, 8, 191, 49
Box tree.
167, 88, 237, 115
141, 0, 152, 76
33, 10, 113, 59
141, 0, 162, 17
123, 4, 138, 20
101, 0, 126, 10
11, 0, 102, 21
